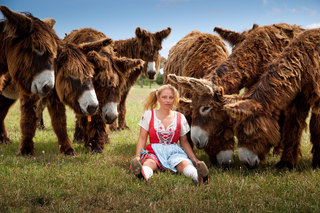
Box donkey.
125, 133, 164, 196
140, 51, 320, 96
163, 30, 229, 146
0, 6, 57, 96
63, 28, 144, 153
0, 38, 111, 154
168, 23, 304, 167
222, 28, 320, 169
109, 27, 171, 130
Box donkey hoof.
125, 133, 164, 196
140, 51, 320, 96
18, 148, 35, 156
104, 137, 110, 144
64, 149, 76, 156
312, 160, 320, 169
92, 147, 103, 154
0, 136, 11, 144
73, 137, 83, 144
275, 161, 294, 170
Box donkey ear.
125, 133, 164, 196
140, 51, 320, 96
188, 78, 214, 95
167, 74, 193, 91
178, 97, 192, 110
42, 18, 56, 29
155, 27, 172, 41
80, 37, 113, 53
114, 57, 144, 75
86, 50, 104, 66
223, 97, 263, 121
0, 5, 32, 36
214, 27, 246, 47
135, 27, 147, 39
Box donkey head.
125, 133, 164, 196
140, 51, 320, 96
54, 38, 112, 116
86, 50, 144, 124
0, 6, 58, 96
223, 95, 280, 168
168, 74, 227, 146
168, 74, 237, 166
135, 27, 171, 79
214, 23, 259, 50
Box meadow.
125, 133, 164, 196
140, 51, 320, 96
0, 85, 320, 212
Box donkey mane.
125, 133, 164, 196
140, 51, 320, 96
210, 23, 304, 94
56, 42, 94, 81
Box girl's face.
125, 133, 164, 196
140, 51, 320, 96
158, 88, 175, 110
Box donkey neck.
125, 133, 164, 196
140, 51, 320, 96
114, 38, 140, 59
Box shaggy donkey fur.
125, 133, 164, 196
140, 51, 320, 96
63, 28, 144, 153
109, 27, 171, 130
0, 39, 111, 154
168, 23, 304, 167
223, 28, 320, 169
163, 30, 229, 146
0, 6, 58, 95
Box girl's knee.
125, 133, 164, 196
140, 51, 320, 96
176, 160, 191, 172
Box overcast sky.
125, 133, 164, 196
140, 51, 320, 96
2, 0, 320, 58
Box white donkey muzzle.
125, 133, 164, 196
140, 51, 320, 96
78, 89, 99, 115
146, 61, 156, 79
31, 70, 55, 96
102, 102, 118, 124
238, 147, 260, 168
191, 126, 209, 149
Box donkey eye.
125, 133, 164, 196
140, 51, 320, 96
34, 48, 45, 56
100, 81, 106, 87
69, 74, 79, 80
199, 105, 213, 115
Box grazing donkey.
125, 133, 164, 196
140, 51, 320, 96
0, 38, 112, 154
222, 28, 320, 169
64, 28, 144, 153
168, 23, 304, 167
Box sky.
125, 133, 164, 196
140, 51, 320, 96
1, 0, 320, 58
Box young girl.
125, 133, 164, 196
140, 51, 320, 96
130, 84, 209, 184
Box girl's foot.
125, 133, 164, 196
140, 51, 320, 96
196, 161, 209, 184
130, 158, 148, 182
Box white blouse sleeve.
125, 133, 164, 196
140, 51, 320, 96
180, 113, 190, 136
138, 110, 152, 131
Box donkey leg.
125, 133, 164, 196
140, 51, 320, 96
117, 90, 130, 130
276, 98, 310, 169
273, 110, 285, 155
0, 95, 17, 144
310, 112, 320, 169
84, 115, 106, 153
73, 115, 86, 143
35, 99, 46, 130
19, 95, 38, 155
47, 95, 75, 155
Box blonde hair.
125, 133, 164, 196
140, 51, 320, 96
144, 84, 179, 111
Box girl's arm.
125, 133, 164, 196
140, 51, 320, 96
135, 127, 149, 160
180, 135, 199, 165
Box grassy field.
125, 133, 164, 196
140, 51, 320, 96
1, 86, 320, 212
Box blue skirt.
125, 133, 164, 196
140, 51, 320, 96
151, 143, 193, 172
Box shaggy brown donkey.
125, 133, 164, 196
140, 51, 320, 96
0, 6, 58, 96
0, 39, 112, 154
223, 28, 320, 169
163, 30, 229, 147
168, 23, 304, 167
109, 27, 171, 130
64, 28, 144, 152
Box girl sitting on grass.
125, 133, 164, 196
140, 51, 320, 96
130, 84, 209, 184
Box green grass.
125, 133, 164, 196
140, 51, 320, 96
1, 86, 320, 212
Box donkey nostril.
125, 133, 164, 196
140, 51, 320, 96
105, 114, 117, 124
148, 71, 156, 79
41, 84, 52, 96
87, 104, 98, 115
